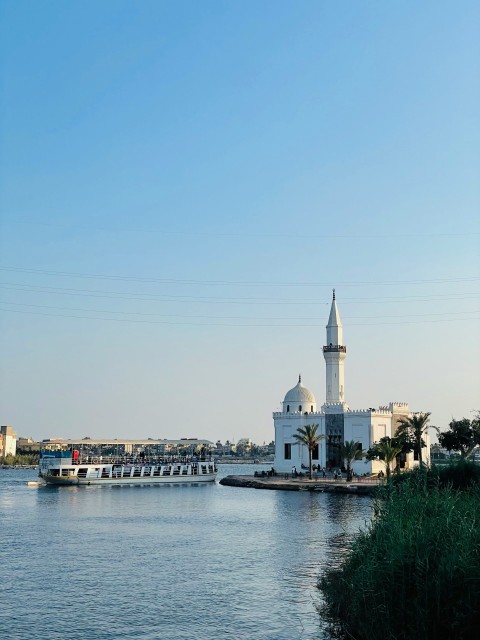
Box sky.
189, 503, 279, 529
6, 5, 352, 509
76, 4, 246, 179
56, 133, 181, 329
1, 0, 479, 444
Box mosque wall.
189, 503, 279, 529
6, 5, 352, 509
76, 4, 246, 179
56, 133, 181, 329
273, 414, 326, 472
344, 415, 370, 452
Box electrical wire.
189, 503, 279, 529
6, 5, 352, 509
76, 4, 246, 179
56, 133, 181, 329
1, 306, 479, 327
1, 300, 479, 322
0, 283, 479, 305
1, 265, 479, 288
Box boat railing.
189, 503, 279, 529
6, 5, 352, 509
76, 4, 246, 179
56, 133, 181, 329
68, 455, 215, 466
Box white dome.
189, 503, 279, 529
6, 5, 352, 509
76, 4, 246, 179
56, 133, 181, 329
282, 376, 316, 413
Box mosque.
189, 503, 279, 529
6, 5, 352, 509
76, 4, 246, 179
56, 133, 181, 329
273, 291, 429, 475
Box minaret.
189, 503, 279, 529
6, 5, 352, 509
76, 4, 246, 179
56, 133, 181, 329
323, 289, 346, 403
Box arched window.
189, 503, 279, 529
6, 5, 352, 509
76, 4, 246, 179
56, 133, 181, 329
299, 405, 302, 412
311, 405, 313, 412
286, 405, 290, 413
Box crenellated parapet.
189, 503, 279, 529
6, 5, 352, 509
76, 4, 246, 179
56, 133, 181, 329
389, 402, 409, 412
322, 402, 348, 413
346, 408, 376, 415
273, 410, 325, 418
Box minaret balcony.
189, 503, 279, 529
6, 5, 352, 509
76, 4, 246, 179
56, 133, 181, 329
323, 345, 346, 353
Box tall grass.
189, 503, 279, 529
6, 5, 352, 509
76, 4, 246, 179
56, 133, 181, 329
319, 465, 480, 639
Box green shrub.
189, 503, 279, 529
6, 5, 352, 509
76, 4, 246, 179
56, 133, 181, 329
319, 469, 480, 639
389, 460, 480, 492
436, 459, 480, 490
0, 453, 39, 466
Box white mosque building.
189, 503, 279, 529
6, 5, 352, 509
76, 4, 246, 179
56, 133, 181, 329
273, 291, 429, 475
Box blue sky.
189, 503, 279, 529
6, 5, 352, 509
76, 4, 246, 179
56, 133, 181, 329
1, 0, 479, 443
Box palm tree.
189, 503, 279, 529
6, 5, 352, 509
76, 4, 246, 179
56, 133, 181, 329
396, 412, 432, 467
341, 440, 366, 481
293, 424, 325, 479
370, 438, 403, 479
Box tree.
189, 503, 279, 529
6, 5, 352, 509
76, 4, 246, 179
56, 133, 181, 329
395, 412, 432, 466
438, 414, 480, 459
293, 424, 325, 480
341, 440, 366, 481
366, 437, 403, 479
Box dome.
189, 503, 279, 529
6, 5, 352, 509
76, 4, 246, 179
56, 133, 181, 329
282, 376, 317, 413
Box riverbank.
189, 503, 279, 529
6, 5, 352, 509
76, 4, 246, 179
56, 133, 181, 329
1, 464, 38, 469
219, 474, 379, 494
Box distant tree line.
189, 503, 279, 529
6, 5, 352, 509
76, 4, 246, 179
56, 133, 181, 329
1, 450, 39, 466
366, 411, 480, 477
437, 412, 480, 459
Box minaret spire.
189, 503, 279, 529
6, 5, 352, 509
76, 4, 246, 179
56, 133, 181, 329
323, 290, 346, 404
298, 374, 301, 383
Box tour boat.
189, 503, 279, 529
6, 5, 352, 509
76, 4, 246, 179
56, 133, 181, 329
38, 438, 217, 486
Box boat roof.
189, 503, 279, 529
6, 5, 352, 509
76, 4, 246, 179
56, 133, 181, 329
41, 438, 213, 446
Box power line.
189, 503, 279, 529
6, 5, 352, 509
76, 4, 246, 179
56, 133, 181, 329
1, 306, 479, 327
1, 300, 479, 321
4, 219, 480, 239
1, 283, 479, 305
1, 266, 479, 288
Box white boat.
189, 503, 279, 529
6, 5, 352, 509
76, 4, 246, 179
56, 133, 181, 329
38, 438, 217, 486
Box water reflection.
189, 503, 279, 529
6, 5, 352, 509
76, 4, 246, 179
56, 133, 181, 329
2, 465, 372, 640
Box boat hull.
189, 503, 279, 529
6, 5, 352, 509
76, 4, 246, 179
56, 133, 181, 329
42, 473, 216, 486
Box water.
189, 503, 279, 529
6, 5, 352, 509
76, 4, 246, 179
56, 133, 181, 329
0, 465, 372, 640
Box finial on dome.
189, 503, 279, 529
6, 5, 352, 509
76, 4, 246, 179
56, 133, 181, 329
298, 373, 301, 383
332, 288, 336, 301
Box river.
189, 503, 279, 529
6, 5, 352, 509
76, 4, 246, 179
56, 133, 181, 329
0, 464, 372, 640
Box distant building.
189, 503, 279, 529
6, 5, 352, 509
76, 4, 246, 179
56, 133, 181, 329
0, 425, 17, 457
236, 438, 253, 455
273, 292, 430, 475
16, 436, 40, 452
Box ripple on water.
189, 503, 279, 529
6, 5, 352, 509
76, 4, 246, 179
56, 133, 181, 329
0, 465, 372, 640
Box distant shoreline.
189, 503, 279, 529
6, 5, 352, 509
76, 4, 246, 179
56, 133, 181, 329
1, 465, 38, 469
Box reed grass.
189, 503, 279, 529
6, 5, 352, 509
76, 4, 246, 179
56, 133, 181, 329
319, 465, 480, 639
